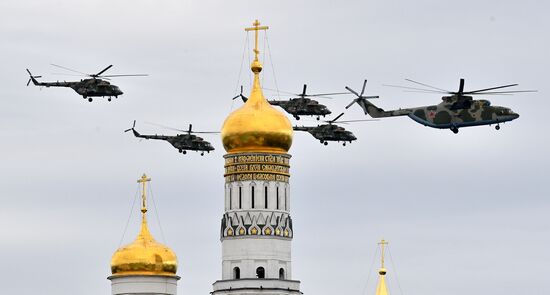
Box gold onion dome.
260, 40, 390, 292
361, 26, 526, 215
221, 20, 293, 154
110, 174, 177, 277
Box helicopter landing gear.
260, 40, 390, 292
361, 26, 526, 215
201, 152, 204, 156
88, 98, 93, 102
495, 124, 500, 130
316, 116, 320, 120
294, 116, 300, 120
324, 141, 328, 146
451, 126, 459, 134
182, 150, 187, 154
108, 97, 112, 102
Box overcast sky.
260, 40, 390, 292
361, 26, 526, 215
1, 1, 549, 295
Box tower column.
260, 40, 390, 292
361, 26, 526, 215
215, 20, 301, 295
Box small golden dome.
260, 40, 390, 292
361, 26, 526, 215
110, 216, 177, 277
111, 216, 177, 276
110, 174, 177, 277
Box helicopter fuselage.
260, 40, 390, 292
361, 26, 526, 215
406, 99, 519, 129
354, 96, 519, 132
271, 98, 331, 118
294, 124, 357, 144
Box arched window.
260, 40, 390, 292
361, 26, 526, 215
279, 268, 285, 280
256, 266, 265, 279
264, 186, 268, 209
251, 185, 255, 208
233, 267, 240, 279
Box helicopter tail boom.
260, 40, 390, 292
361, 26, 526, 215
348, 98, 410, 118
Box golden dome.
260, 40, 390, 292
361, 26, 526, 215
111, 216, 177, 277
221, 21, 292, 154
110, 174, 177, 277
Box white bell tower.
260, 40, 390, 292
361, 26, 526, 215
214, 20, 302, 295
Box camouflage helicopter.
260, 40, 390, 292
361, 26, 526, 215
233, 84, 346, 120
293, 113, 374, 146
125, 121, 216, 155
26, 64, 147, 102
345, 79, 533, 134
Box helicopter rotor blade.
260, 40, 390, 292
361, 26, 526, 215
51, 73, 85, 77
301, 84, 307, 97
468, 90, 538, 95
383, 84, 450, 93
305, 92, 349, 97
405, 78, 450, 92
50, 64, 88, 75
333, 119, 379, 123
345, 99, 358, 109
464, 84, 519, 94
99, 74, 149, 78
95, 65, 113, 77
330, 112, 345, 123
360, 79, 367, 96
26, 79, 31, 86
145, 121, 186, 132
188, 124, 192, 134
345, 86, 360, 97
458, 78, 465, 94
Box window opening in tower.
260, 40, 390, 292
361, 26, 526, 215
256, 267, 265, 279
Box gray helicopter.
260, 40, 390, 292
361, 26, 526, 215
125, 121, 216, 156
345, 79, 533, 134
26, 64, 147, 102
293, 113, 375, 146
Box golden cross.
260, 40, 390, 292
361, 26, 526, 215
245, 19, 269, 61
137, 174, 151, 214
378, 239, 389, 268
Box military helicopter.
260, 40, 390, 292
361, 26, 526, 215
293, 113, 374, 146
125, 121, 216, 155
26, 64, 147, 102
345, 79, 534, 134
233, 84, 346, 120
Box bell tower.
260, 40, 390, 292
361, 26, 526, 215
213, 20, 301, 295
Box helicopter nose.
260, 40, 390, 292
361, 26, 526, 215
513, 113, 520, 119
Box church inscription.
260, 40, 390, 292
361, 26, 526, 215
224, 153, 291, 183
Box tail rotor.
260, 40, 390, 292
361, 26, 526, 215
231, 85, 248, 101
124, 120, 136, 133
26, 69, 42, 86
345, 79, 380, 109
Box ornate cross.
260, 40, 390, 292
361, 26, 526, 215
137, 174, 151, 214
245, 19, 269, 61
378, 239, 389, 268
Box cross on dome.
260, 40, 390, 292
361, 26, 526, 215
137, 173, 151, 214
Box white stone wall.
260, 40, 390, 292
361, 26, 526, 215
109, 275, 179, 295
221, 237, 291, 280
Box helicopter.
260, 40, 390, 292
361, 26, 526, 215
293, 113, 373, 146
232, 84, 346, 120
26, 64, 147, 102
125, 121, 216, 155
345, 79, 533, 134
